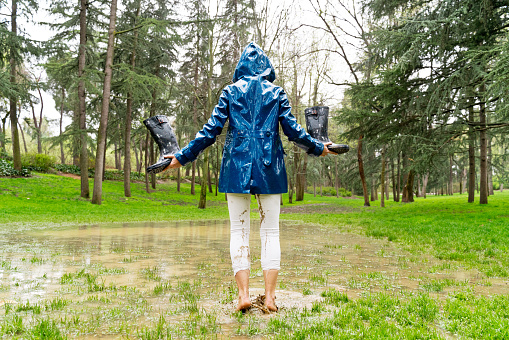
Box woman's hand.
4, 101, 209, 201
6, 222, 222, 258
321, 142, 337, 157
163, 155, 182, 171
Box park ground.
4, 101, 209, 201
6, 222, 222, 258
0, 173, 508, 339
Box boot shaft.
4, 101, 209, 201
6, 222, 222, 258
143, 115, 180, 156
304, 106, 330, 143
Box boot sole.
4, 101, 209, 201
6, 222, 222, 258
329, 144, 350, 154
146, 159, 172, 175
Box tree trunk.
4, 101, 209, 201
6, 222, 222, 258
191, 162, 196, 195
198, 149, 209, 209
72, 108, 79, 166
385, 160, 389, 200
9, 0, 21, 171
118, 126, 123, 171
296, 153, 307, 201
59, 88, 65, 164
29, 87, 44, 154
123, 3, 140, 198
449, 154, 454, 195
215, 143, 219, 196
401, 170, 415, 203
91, 0, 117, 205
459, 168, 463, 194
461, 168, 468, 194
144, 130, 150, 193
422, 173, 429, 198
487, 131, 493, 196
133, 138, 139, 174
320, 159, 323, 196
114, 142, 119, 169
396, 152, 401, 202
288, 170, 294, 204
335, 157, 339, 198
468, 92, 475, 203
150, 139, 156, 189
479, 87, 488, 204
500, 183, 503, 192
78, 0, 90, 198
294, 147, 302, 200
17, 120, 27, 153
358, 135, 370, 206
0, 113, 8, 152
177, 168, 181, 192
391, 158, 397, 201
208, 167, 212, 193
415, 175, 421, 197
380, 146, 385, 207
36, 87, 43, 153
370, 178, 376, 201
102, 140, 106, 181
293, 60, 306, 202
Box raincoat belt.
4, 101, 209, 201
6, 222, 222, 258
230, 129, 278, 138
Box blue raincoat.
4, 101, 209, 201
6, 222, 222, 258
174, 42, 324, 194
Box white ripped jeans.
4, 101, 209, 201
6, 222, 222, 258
227, 193, 281, 276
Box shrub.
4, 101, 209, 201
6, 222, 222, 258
0, 150, 13, 161
306, 186, 351, 197
101, 170, 146, 181
55, 165, 146, 181
0, 159, 31, 177
54, 164, 81, 175
21, 153, 56, 172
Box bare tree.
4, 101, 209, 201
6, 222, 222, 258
307, 0, 374, 206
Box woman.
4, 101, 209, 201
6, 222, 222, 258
165, 42, 335, 312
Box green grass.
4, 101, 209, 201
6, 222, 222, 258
0, 173, 230, 225
278, 190, 509, 277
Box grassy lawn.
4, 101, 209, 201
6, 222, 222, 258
0, 173, 230, 225
1, 173, 509, 339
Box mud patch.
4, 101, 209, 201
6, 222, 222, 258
57, 171, 81, 179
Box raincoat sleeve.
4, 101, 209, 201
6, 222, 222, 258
278, 89, 324, 157
174, 89, 229, 166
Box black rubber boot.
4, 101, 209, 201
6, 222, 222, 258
304, 106, 349, 154
143, 115, 180, 174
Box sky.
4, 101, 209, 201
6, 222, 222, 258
17, 0, 359, 136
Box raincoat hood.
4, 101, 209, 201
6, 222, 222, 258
232, 42, 276, 83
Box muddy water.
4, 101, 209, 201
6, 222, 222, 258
0, 220, 508, 338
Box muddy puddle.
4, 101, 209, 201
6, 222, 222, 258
1, 220, 508, 338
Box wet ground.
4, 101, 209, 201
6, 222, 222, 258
1, 220, 508, 338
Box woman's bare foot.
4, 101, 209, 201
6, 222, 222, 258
264, 295, 277, 312
236, 295, 251, 311
263, 269, 279, 312
234, 270, 251, 311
